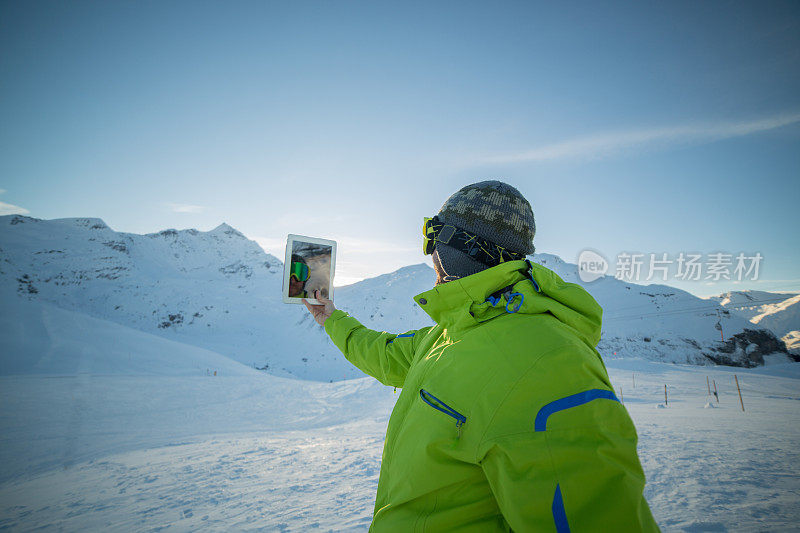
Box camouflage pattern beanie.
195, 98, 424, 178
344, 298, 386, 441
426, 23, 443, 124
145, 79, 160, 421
435, 180, 536, 279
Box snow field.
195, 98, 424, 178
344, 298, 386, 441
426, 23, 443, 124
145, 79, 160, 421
606, 359, 800, 531
0, 373, 398, 531
0, 427, 384, 532
1, 358, 798, 531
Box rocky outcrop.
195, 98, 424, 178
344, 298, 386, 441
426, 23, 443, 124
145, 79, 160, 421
704, 328, 797, 367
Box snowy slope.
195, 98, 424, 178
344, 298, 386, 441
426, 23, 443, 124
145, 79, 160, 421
0, 287, 256, 376
752, 295, 800, 354
709, 290, 800, 355
335, 263, 436, 333
707, 290, 797, 320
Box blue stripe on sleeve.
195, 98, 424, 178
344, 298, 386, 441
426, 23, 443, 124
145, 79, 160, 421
534, 389, 619, 432
387, 332, 415, 345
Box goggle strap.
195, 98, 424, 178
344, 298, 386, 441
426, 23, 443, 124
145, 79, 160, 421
425, 216, 525, 268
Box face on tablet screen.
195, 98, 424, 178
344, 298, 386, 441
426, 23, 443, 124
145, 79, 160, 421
289, 241, 332, 299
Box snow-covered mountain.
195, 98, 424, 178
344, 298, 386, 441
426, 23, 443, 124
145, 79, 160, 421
0, 215, 355, 381
531, 254, 794, 366
336, 263, 436, 333
1, 215, 794, 379
708, 290, 800, 355
707, 290, 797, 320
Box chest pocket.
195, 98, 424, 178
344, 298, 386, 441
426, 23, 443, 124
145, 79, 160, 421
419, 388, 467, 439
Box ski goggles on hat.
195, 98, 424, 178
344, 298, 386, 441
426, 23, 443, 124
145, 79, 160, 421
422, 215, 526, 268
290, 261, 310, 282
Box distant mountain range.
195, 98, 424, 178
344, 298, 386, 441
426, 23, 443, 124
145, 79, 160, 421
0, 215, 795, 380
0, 215, 349, 380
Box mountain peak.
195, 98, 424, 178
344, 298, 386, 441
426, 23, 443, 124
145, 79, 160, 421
209, 223, 244, 238
396, 263, 433, 274
1, 214, 41, 226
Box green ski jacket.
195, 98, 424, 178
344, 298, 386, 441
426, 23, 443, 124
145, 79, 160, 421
324, 259, 659, 532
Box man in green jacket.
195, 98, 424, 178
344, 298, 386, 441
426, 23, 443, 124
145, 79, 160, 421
303, 181, 659, 532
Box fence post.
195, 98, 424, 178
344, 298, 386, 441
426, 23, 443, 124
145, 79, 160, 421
735, 374, 745, 412
664, 384, 668, 406
706, 376, 710, 395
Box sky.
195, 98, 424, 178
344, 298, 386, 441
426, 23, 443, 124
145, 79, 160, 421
1, 1, 798, 296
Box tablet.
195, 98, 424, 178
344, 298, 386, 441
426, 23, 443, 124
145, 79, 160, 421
282, 234, 337, 305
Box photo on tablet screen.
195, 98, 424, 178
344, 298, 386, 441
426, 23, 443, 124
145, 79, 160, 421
282, 235, 336, 305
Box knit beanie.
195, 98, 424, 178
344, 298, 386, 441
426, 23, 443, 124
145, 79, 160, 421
435, 180, 535, 279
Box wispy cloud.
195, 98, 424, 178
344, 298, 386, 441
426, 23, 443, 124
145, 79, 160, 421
167, 203, 206, 214
480, 111, 800, 164
0, 201, 30, 216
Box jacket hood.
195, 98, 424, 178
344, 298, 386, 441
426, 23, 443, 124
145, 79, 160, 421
413, 259, 603, 347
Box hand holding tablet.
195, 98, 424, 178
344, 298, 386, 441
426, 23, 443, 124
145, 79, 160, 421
282, 234, 337, 306
302, 289, 337, 326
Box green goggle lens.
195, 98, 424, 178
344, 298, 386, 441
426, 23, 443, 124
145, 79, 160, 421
422, 217, 435, 255
290, 261, 310, 282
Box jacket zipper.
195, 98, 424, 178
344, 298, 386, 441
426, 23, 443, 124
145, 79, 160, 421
419, 389, 467, 438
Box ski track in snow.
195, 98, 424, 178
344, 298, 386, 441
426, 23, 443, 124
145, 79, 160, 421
1, 361, 799, 532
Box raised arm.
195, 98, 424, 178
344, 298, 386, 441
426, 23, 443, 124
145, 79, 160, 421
324, 309, 432, 387
303, 290, 434, 387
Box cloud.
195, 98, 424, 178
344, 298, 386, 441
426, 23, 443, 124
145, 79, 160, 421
0, 201, 30, 216
167, 203, 206, 214
480, 111, 800, 164
0, 189, 6, 195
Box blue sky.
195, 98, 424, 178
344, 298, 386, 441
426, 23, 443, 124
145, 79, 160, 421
1, 1, 798, 295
